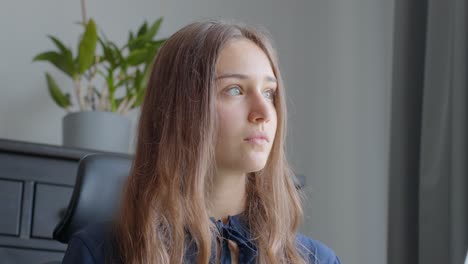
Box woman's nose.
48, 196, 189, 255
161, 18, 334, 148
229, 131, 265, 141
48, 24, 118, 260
247, 92, 272, 124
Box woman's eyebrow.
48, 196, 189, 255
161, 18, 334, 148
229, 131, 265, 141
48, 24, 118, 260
216, 73, 277, 83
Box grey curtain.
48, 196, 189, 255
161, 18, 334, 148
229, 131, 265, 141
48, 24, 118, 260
388, 0, 467, 263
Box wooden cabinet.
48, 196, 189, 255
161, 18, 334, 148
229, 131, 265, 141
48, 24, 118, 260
0, 139, 109, 264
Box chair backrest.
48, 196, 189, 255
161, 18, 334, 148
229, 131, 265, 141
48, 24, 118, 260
53, 153, 132, 243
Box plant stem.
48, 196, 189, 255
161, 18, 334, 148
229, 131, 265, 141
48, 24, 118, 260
81, 0, 87, 24
116, 97, 128, 114
74, 77, 85, 110
121, 96, 137, 115
86, 84, 95, 110
110, 92, 116, 112
98, 83, 109, 111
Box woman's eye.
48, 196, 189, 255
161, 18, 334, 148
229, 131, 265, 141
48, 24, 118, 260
263, 89, 275, 100
226, 86, 242, 96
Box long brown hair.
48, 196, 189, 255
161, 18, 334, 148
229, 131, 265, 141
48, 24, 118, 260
114, 20, 306, 263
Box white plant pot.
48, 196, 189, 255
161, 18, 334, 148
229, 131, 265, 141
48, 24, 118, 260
62, 111, 131, 153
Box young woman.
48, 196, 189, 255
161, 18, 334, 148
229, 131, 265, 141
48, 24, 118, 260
62, 20, 341, 264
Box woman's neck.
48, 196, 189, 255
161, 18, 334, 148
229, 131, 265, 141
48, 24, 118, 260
210, 170, 247, 223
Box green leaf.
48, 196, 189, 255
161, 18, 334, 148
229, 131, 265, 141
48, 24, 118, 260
134, 68, 142, 89
133, 82, 146, 108
136, 21, 148, 37
145, 18, 163, 40
133, 64, 152, 108
45, 73, 71, 109
126, 49, 148, 66
149, 39, 167, 46
109, 42, 126, 70
127, 18, 163, 51
47, 35, 68, 53
127, 35, 146, 51
98, 37, 116, 68
76, 19, 98, 74
33, 51, 76, 78
47, 36, 75, 74
146, 39, 166, 63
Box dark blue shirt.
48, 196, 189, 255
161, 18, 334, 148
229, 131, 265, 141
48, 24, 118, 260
62, 214, 341, 263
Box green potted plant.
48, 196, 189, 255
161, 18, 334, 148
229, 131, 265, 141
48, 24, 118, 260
33, 1, 166, 153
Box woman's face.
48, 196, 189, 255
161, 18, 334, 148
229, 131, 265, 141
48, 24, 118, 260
214, 38, 278, 175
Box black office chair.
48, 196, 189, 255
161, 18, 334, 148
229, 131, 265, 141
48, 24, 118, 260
53, 153, 132, 243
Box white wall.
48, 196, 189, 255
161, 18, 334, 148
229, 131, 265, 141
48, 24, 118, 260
292, 1, 394, 263
0, 0, 394, 263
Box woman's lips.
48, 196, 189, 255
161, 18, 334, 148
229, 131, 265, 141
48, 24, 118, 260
244, 134, 269, 145
245, 138, 267, 144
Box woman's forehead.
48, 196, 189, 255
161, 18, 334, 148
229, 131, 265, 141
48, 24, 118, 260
215, 39, 275, 80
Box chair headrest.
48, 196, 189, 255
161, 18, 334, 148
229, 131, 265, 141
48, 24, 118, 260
53, 153, 132, 243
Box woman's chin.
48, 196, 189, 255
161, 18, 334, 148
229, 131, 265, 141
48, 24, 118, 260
245, 160, 268, 173
218, 153, 270, 173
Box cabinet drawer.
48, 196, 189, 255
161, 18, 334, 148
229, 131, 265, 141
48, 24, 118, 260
0, 246, 64, 264
32, 183, 73, 239
0, 179, 22, 236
